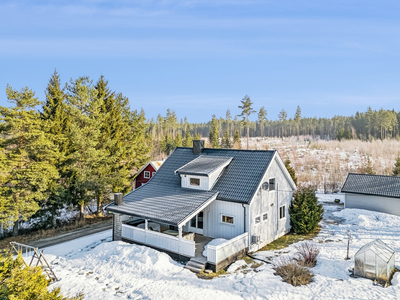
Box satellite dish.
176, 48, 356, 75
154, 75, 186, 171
261, 182, 269, 190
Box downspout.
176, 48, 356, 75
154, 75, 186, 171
276, 182, 279, 233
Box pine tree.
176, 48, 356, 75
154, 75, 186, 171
195, 133, 201, 140
233, 129, 242, 149
289, 187, 323, 234
258, 107, 267, 137
294, 105, 301, 137
361, 156, 375, 175
175, 133, 183, 147
284, 158, 297, 185
238, 95, 256, 149
183, 129, 193, 147
393, 154, 400, 176
0, 85, 60, 233
209, 114, 220, 148
221, 128, 232, 149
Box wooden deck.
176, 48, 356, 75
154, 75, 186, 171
194, 234, 213, 262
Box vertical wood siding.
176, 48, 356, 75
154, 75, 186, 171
345, 194, 400, 217
249, 155, 293, 251
180, 175, 209, 190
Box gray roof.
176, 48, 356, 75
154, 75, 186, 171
175, 155, 233, 176
342, 173, 400, 199
108, 147, 277, 225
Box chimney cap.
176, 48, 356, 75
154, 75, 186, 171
114, 193, 123, 205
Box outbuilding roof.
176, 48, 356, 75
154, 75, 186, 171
355, 239, 394, 262
108, 147, 279, 225
342, 173, 400, 199
175, 155, 233, 176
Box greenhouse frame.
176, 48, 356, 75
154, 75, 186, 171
354, 239, 395, 283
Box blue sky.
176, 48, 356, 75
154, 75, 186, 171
1, 0, 400, 122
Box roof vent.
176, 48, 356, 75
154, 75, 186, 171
193, 140, 204, 155
114, 193, 123, 205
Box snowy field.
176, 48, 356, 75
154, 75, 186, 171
42, 193, 400, 300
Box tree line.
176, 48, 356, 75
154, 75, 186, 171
147, 96, 400, 157
0, 71, 151, 235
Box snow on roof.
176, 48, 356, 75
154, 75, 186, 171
355, 239, 394, 262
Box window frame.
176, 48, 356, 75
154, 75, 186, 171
221, 214, 234, 225
190, 177, 201, 186
255, 216, 261, 224
143, 171, 151, 179
269, 178, 275, 191
279, 205, 286, 219
263, 213, 268, 221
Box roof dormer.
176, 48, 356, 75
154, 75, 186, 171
175, 155, 233, 191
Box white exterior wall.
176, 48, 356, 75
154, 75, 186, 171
180, 175, 209, 190
202, 200, 245, 239
345, 193, 400, 217
249, 155, 293, 252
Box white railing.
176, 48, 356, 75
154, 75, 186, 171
207, 232, 249, 264
121, 224, 195, 257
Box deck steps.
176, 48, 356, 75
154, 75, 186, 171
185, 258, 206, 273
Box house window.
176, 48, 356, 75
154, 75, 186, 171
152, 172, 156, 177
190, 178, 200, 186
263, 213, 268, 221
255, 216, 260, 224
269, 178, 275, 190
222, 215, 234, 224
279, 206, 286, 219
144, 171, 150, 179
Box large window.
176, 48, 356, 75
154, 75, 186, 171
279, 206, 286, 219
269, 178, 275, 190
221, 215, 234, 224
190, 178, 200, 186
144, 171, 150, 179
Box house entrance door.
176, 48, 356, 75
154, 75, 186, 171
189, 211, 203, 234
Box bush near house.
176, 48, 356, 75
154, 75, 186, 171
289, 187, 323, 234
0, 251, 83, 300
273, 256, 313, 286
295, 241, 320, 267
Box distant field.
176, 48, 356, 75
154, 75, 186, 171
245, 136, 400, 192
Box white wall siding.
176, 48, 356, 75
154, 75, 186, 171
249, 155, 293, 252
345, 194, 400, 217
180, 175, 209, 190
203, 200, 245, 239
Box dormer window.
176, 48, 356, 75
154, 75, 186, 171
190, 178, 200, 186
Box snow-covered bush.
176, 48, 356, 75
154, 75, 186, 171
273, 256, 313, 286
295, 241, 320, 267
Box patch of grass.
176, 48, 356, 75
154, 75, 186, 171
242, 255, 255, 264
259, 228, 320, 252
196, 269, 227, 280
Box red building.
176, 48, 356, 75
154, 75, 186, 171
135, 160, 164, 189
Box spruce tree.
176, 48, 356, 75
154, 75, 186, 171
233, 129, 242, 149
221, 128, 232, 149
289, 187, 323, 234
175, 133, 183, 147
238, 95, 256, 149
183, 129, 193, 147
284, 157, 297, 185
209, 114, 220, 148
0, 85, 60, 232
258, 107, 267, 137
393, 154, 400, 176
195, 133, 201, 140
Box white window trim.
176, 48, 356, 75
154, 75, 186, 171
279, 205, 286, 220
190, 177, 201, 186
269, 178, 276, 191
220, 214, 235, 226
143, 171, 150, 179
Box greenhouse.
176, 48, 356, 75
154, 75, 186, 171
354, 239, 395, 284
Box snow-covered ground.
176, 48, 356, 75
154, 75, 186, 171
43, 193, 400, 299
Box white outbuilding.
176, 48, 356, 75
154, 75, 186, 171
354, 239, 395, 283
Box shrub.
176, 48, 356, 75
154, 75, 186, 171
289, 187, 324, 234
273, 256, 313, 286
0, 251, 83, 300
295, 241, 320, 267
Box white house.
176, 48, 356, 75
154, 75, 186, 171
108, 140, 296, 272
342, 173, 400, 217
